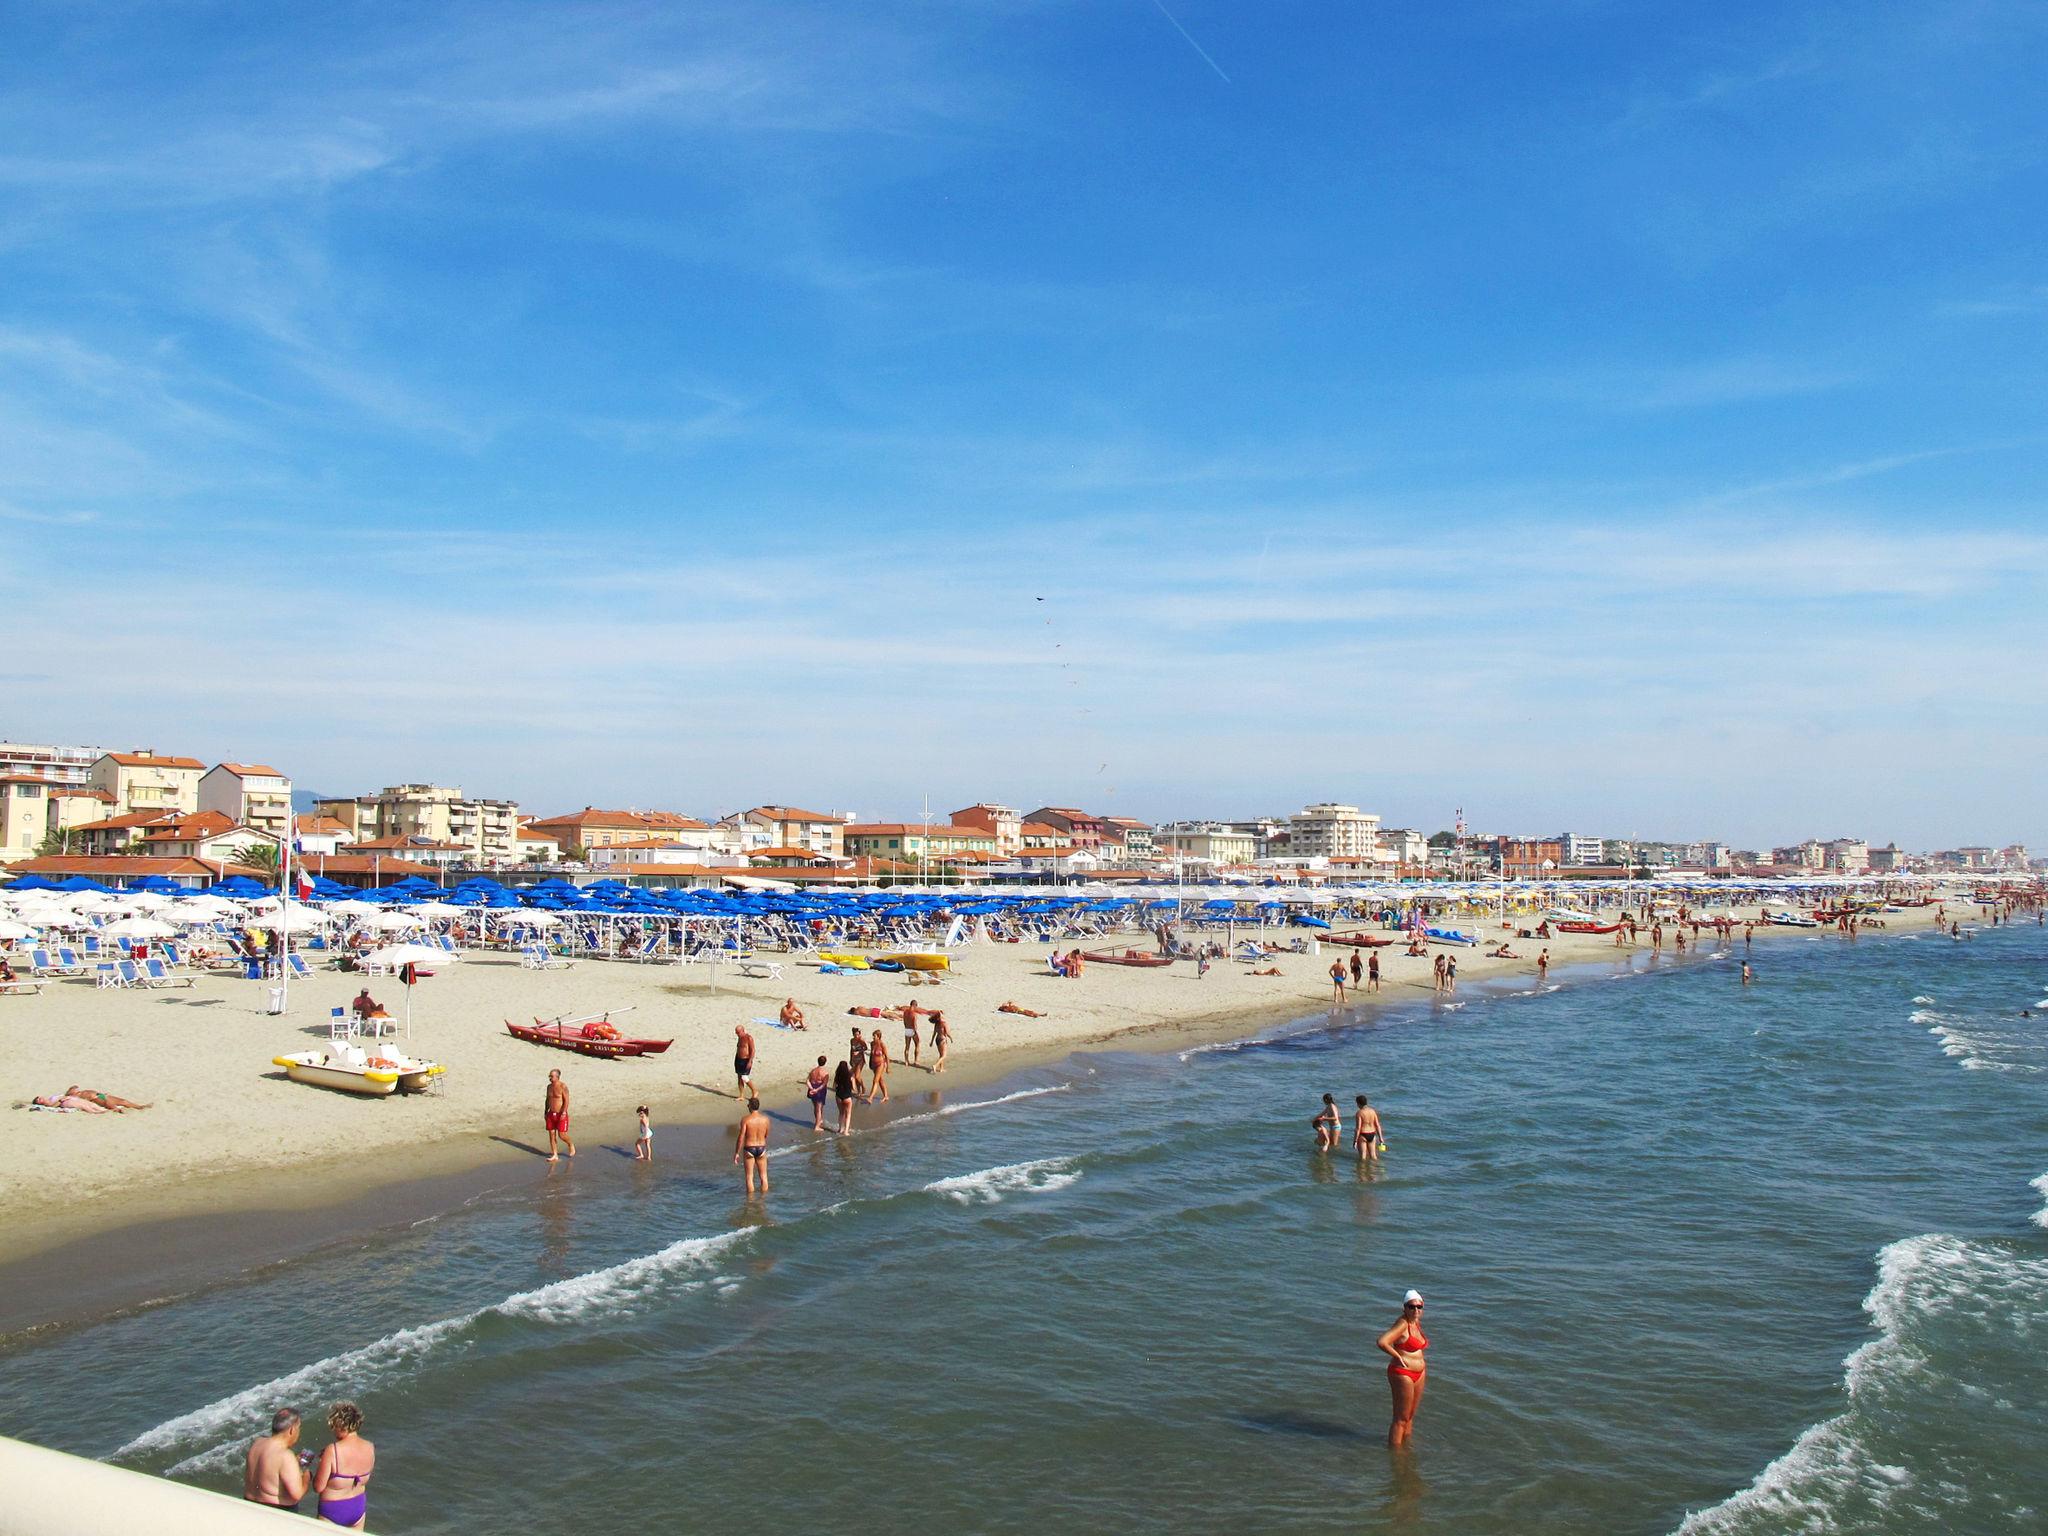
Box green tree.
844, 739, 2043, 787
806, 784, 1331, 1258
233, 841, 281, 880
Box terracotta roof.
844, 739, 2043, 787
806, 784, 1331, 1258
1102, 817, 1153, 830
747, 806, 840, 824
51, 786, 114, 801
75, 810, 182, 832
100, 753, 205, 770
296, 814, 352, 836
528, 809, 708, 832
1020, 822, 1062, 836
343, 835, 468, 851
844, 824, 998, 839
594, 837, 702, 850
516, 827, 559, 841
139, 811, 239, 842
213, 763, 287, 778
4, 854, 266, 879
749, 846, 831, 862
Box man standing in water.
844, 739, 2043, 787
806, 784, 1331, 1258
244, 1407, 308, 1509
734, 1096, 772, 1194
1330, 961, 1348, 1003
543, 1069, 575, 1163
1354, 1095, 1384, 1159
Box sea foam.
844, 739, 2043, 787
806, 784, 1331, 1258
1674, 1190, 2048, 1535
923, 1157, 1080, 1205
121, 1229, 748, 1471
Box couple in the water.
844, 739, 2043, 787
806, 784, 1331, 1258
1312, 1093, 1385, 1158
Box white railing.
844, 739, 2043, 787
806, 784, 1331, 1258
0, 1434, 330, 1533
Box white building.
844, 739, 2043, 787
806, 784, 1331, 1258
1155, 825, 1258, 866
199, 763, 293, 839
1285, 803, 1381, 861
1560, 833, 1605, 866
1378, 828, 1429, 867
0, 741, 106, 787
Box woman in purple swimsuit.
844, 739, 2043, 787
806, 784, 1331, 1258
313, 1401, 375, 1528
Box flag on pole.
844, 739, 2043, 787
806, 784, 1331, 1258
293, 838, 314, 902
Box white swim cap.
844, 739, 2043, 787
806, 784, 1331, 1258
1403, 1289, 1424, 1305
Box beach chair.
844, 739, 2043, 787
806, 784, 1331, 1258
57, 946, 87, 973
0, 978, 46, 996
521, 945, 574, 971
737, 959, 784, 982
329, 1006, 355, 1040
29, 948, 74, 977
142, 958, 193, 989
96, 961, 126, 988
82, 936, 105, 962
435, 934, 458, 955
117, 959, 149, 988
286, 954, 314, 981
162, 942, 185, 967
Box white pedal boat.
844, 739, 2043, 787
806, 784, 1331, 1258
273, 1038, 446, 1096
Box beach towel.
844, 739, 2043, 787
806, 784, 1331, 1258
26, 1100, 74, 1112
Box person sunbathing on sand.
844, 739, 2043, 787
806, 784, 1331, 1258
1250, 965, 1282, 976
34, 1093, 110, 1112
65, 1085, 151, 1110
779, 998, 806, 1030
998, 1001, 1046, 1018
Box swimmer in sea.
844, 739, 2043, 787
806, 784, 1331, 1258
1742, 961, 1752, 984
1312, 1092, 1342, 1151
734, 1096, 771, 1194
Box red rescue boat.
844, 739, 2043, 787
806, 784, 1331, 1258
505, 1013, 673, 1059
1553, 921, 1621, 934
1322, 932, 1397, 947
1081, 949, 1176, 968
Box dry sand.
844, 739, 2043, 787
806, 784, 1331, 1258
0, 907, 1944, 1265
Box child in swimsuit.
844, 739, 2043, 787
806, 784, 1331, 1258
635, 1105, 652, 1161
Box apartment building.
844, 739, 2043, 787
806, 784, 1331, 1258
90, 751, 206, 816
0, 777, 50, 861
316, 784, 522, 866
723, 807, 849, 859
1025, 807, 1113, 850
199, 763, 293, 838
1154, 824, 1258, 866
0, 741, 106, 787
1378, 828, 1429, 867
951, 803, 1024, 855
524, 808, 714, 856
842, 823, 999, 862
1285, 803, 1381, 861
1559, 833, 1605, 866
1102, 817, 1157, 861
140, 810, 278, 863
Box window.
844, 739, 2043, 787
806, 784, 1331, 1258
15, 783, 41, 797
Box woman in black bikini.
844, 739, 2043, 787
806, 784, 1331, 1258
833, 1059, 856, 1134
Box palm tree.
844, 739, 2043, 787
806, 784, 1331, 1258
233, 841, 281, 881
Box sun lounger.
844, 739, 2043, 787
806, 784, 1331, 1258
286, 954, 314, 980
117, 959, 149, 988
521, 945, 574, 971
737, 960, 785, 981
1, 978, 45, 996
96, 962, 127, 988
30, 948, 79, 978
57, 947, 87, 974
143, 958, 193, 989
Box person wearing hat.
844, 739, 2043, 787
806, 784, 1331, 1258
1377, 1290, 1429, 1445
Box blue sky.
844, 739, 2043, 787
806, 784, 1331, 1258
3, 0, 2045, 848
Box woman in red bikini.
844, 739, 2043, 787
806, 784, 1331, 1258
1377, 1289, 1428, 1446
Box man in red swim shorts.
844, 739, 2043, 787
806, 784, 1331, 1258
544, 1068, 575, 1163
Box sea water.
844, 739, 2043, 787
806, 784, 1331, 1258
3, 925, 2045, 1534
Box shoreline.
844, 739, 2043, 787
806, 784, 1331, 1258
0, 909, 1948, 1337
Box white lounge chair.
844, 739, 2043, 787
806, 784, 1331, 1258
737, 959, 785, 981
521, 945, 574, 971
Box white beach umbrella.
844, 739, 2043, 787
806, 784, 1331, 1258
359, 942, 458, 968
360, 910, 425, 932
270, 905, 332, 934
504, 910, 562, 928
103, 916, 179, 940
407, 901, 466, 918
0, 918, 37, 943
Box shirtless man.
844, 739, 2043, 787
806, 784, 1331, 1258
1312, 1092, 1342, 1151
1329, 962, 1347, 1003
901, 999, 924, 1066
1367, 953, 1380, 992
1354, 1095, 1385, 1159
779, 998, 806, 1031
244, 1407, 309, 1510
733, 1024, 757, 1099
734, 1097, 772, 1194
543, 1069, 574, 1162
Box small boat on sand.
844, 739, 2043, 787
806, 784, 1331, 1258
1553, 921, 1621, 935
1766, 913, 1822, 928
506, 1013, 674, 1059
274, 1039, 444, 1096
1322, 932, 1396, 948
1081, 948, 1175, 968
1424, 927, 1478, 946
877, 951, 950, 971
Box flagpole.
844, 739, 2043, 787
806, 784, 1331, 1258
278, 823, 291, 1015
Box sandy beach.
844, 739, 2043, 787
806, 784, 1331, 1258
0, 903, 1953, 1282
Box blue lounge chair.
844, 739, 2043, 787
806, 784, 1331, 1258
286, 954, 314, 980
142, 958, 193, 989
116, 959, 147, 988
30, 948, 78, 977
57, 946, 86, 973
96, 961, 126, 988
